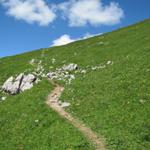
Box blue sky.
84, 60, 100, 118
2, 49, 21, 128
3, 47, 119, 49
0, 0, 150, 57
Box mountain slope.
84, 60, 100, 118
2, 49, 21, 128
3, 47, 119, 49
0, 19, 150, 149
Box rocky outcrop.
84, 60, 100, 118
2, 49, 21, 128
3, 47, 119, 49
1, 60, 113, 95
2, 73, 36, 95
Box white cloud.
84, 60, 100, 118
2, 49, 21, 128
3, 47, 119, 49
58, 0, 124, 27
0, 0, 56, 26
52, 34, 75, 46
0, 0, 124, 27
52, 32, 102, 46
83, 32, 102, 39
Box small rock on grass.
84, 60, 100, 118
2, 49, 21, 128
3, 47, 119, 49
62, 63, 78, 71
107, 61, 113, 65
0, 96, 7, 102
35, 120, 39, 123
59, 101, 71, 108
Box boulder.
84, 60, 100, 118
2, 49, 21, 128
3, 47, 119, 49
2, 76, 20, 94
9, 81, 20, 95
2, 76, 14, 91
2, 73, 36, 95
8, 73, 24, 94
20, 82, 33, 92
20, 74, 36, 92
16, 73, 24, 81
22, 74, 35, 83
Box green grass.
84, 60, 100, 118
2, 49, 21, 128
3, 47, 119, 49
0, 19, 150, 149
0, 80, 94, 150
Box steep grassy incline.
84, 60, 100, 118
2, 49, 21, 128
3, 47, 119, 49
0, 19, 150, 149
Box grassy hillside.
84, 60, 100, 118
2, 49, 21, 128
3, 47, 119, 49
0, 19, 150, 149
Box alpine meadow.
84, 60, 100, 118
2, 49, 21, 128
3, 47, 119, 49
0, 19, 150, 150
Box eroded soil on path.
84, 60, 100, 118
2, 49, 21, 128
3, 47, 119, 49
46, 85, 106, 150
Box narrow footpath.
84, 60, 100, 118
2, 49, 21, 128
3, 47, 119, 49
46, 85, 106, 150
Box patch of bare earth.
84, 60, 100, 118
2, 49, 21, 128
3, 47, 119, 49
46, 85, 106, 150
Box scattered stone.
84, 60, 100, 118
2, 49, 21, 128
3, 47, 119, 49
81, 70, 87, 74
49, 66, 54, 69
47, 64, 78, 84
99, 65, 106, 69
47, 72, 58, 80
2, 60, 114, 95
29, 59, 35, 65
0, 96, 7, 101
35, 120, 39, 123
59, 101, 70, 108
41, 73, 47, 78
2, 97, 6, 100
69, 74, 75, 80
52, 58, 56, 64
37, 65, 44, 72
38, 60, 42, 65
107, 61, 113, 65
35, 78, 41, 84
91, 67, 96, 70
91, 65, 106, 71
139, 99, 146, 104
32, 60, 46, 78
62, 63, 78, 71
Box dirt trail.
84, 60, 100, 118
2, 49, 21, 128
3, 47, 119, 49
46, 85, 106, 150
